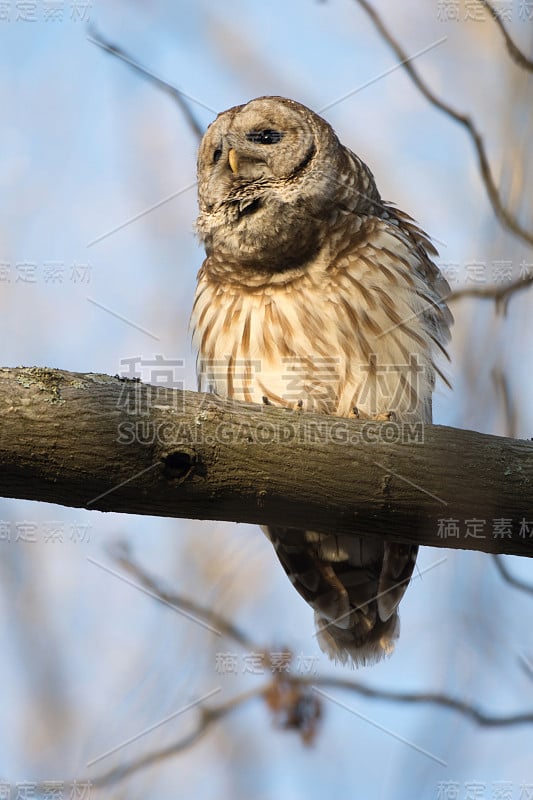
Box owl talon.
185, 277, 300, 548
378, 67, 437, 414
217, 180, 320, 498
282, 400, 304, 412
262, 396, 272, 406
375, 411, 396, 422
350, 408, 396, 421
350, 406, 371, 420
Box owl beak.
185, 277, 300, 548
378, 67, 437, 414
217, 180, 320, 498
228, 148, 239, 175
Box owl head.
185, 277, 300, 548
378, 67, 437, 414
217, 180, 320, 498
196, 96, 379, 272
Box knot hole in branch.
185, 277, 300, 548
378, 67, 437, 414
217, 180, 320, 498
162, 448, 197, 482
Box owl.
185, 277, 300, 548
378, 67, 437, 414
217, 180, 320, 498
191, 96, 451, 666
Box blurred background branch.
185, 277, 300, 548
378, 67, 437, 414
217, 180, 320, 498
492, 554, 533, 596
83, 547, 533, 789
447, 272, 533, 311
86, 24, 206, 141
353, 0, 533, 249
478, 0, 533, 70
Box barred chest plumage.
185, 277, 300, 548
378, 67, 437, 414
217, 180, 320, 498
191, 224, 437, 424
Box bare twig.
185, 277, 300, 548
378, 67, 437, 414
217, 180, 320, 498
352, 0, 533, 248
492, 554, 533, 596
519, 652, 533, 679
90, 685, 267, 788
87, 24, 206, 141
309, 676, 533, 727
477, 0, 533, 72
83, 553, 533, 788
111, 543, 257, 650
447, 273, 533, 312
491, 367, 518, 438
88, 669, 533, 787
117, 554, 533, 727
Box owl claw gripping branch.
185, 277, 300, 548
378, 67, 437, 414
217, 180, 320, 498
191, 96, 452, 666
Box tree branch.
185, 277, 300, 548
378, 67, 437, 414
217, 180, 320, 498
492, 554, 533, 596
88, 668, 533, 789
1, 367, 532, 555
447, 273, 533, 312
90, 684, 267, 788
309, 676, 533, 727
111, 542, 257, 650
87, 24, 206, 141
477, 0, 533, 72
352, 0, 533, 249
83, 548, 533, 788
113, 549, 533, 730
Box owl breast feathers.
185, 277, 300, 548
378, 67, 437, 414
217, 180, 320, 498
191, 96, 452, 666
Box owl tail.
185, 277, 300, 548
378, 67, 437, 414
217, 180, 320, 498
264, 526, 418, 667
314, 609, 400, 667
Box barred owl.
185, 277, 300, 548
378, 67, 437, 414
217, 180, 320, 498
192, 96, 451, 666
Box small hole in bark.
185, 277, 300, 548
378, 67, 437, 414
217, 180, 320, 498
163, 450, 196, 481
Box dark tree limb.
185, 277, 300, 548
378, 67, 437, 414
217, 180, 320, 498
1, 367, 533, 556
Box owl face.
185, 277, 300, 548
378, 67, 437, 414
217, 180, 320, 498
196, 96, 346, 271
197, 97, 319, 207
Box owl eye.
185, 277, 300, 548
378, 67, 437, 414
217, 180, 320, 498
213, 148, 222, 164
245, 129, 283, 145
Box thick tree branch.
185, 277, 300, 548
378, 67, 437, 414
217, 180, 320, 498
1, 367, 532, 556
